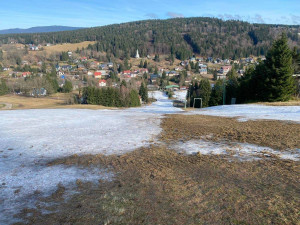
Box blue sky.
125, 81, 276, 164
0, 0, 299, 29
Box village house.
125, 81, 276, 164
61, 65, 72, 71
99, 64, 109, 70
168, 71, 179, 77
122, 70, 132, 75
138, 68, 148, 74
150, 74, 159, 83
199, 64, 208, 75
98, 79, 107, 87
219, 66, 232, 75
90, 61, 100, 69
180, 61, 189, 66
22, 72, 31, 78
207, 57, 213, 62
55, 64, 61, 71
77, 64, 85, 70
94, 71, 102, 79
223, 59, 231, 64
31, 88, 47, 96
30, 46, 39, 51
247, 57, 255, 63
107, 62, 114, 68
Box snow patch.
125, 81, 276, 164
188, 104, 300, 123
131, 91, 184, 114
171, 140, 300, 161
173, 90, 187, 101
0, 109, 163, 224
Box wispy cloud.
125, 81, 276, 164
290, 14, 300, 25
253, 14, 265, 24
145, 13, 158, 19
217, 13, 266, 24
167, 12, 184, 18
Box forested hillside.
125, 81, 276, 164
0, 17, 299, 59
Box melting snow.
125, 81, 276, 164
0, 91, 179, 224
171, 139, 300, 161
188, 104, 300, 123
173, 90, 187, 101
0, 91, 299, 223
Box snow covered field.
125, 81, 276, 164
188, 104, 300, 123
0, 91, 182, 224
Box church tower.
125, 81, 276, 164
135, 49, 140, 59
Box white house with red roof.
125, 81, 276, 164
122, 70, 132, 75
99, 80, 107, 87
94, 71, 102, 79
22, 72, 31, 77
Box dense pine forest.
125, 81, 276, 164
0, 17, 299, 59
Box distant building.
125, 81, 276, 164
94, 71, 102, 79
107, 62, 114, 68
150, 74, 159, 83
22, 72, 31, 77
199, 64, 208, 75
219, 66, 232, 75
30, 46, 39, 51
135, 49, 140, 59
31, 88, 47, 96
99, 80, 107, 87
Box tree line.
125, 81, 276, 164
82, 83, 141, 107
188, 34, 299, 107
1, 17, 299, 60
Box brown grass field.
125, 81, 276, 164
0, 94, 115, 110
43, 41, 96, 54
14, 115, 300, 225
256, 99, 300, 106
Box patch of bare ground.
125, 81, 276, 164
14, 146, 299, 225
14, 115, 300, 225
161, 115, 300, 150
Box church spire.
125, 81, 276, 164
135, 49, 140, 59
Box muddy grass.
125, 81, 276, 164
14, 115, 300, 225
161, 115, 300, 151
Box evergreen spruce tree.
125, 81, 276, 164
139, 82, 148, 103
162, 71, 167, 79
139, 60, 144, 68
263, 33, 296, 101
226, 68, 239, 104
129, 89, 141, 107
143, 61, 148, 68
209, 79, 223, 106
0, 79, 8, 96
197, 79, 211, 107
